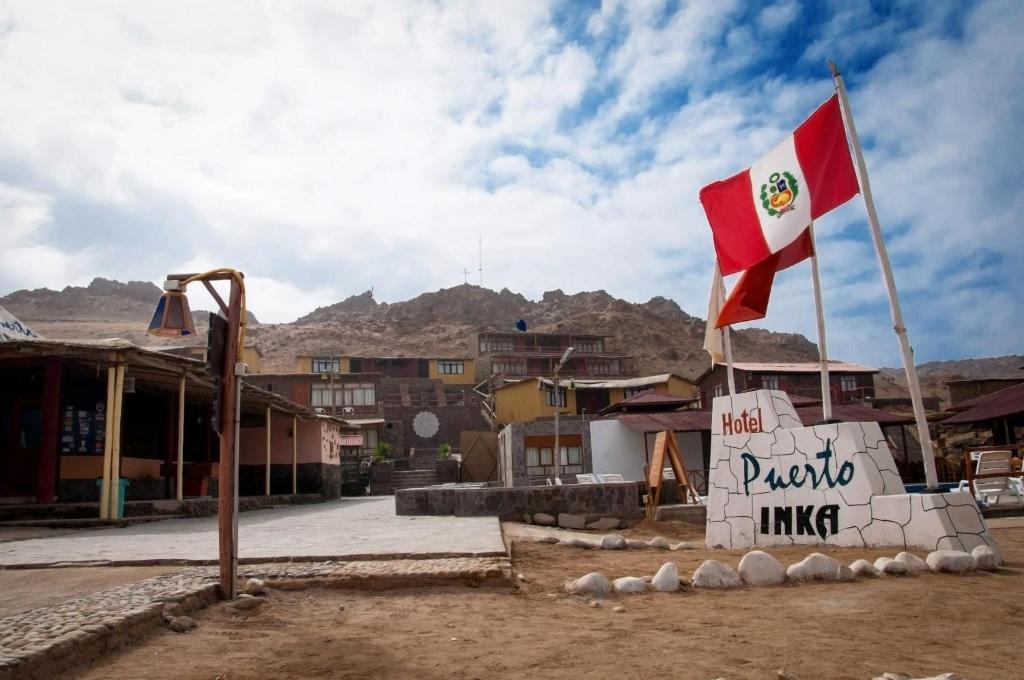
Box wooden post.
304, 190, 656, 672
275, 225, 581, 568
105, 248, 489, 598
218, 278, 243, 599
109, 364, 126, 518
100, 366, 116, 519
265, 406, 272, 496
177, 376, 186, 501
292, 415, 298, 495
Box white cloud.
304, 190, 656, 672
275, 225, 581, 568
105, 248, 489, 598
0, 1, 1020, 363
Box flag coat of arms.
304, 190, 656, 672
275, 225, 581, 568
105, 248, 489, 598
700, 95, 859, 327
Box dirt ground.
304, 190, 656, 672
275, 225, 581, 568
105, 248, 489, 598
71, 522, 1023, 680
0, 566, 178, 618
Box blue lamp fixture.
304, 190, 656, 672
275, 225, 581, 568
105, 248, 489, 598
147, 282, 196, 337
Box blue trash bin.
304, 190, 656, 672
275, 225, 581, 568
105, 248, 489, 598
94, 478, 131, 518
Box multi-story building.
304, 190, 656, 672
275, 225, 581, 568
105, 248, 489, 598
695, 361, 879, 407
476, 332, 636, 384
248, 353, 488, 464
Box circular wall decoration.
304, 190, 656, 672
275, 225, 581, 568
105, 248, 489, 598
412, 410, 440, 439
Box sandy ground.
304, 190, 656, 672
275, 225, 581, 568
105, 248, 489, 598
0, 566, 179, 618
70, 521, 1024, 680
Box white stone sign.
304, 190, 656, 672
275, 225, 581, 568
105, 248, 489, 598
706, 390, 996, 552
0, 305, 42, 342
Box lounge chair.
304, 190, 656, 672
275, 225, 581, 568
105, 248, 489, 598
599, 473, 625, 483
972, 450, 1024, 506
575, 473, 598, 484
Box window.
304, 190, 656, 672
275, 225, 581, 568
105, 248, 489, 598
481, 337, 513, 353
576, 339, 603, 353
526, 445, 583, 477
761, 374, 780, 390
589, 359, 621, 376
312, 357, 340, 374
343, 383, 375, 406
545, 387, 567, 407
310, 385, 341, 408
437, 360, 464, 375
563, 446, 583, 475
493, 358, 527, 375
362, 428, 378, 457
840, 375, 858, 393
713, 384, 724, 398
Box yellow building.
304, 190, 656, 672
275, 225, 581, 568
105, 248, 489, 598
294, 355, 475, 385
493, 373, 698, 425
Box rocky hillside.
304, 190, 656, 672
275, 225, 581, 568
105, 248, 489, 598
876, 355, 1024, 407
3, 280, 817, 378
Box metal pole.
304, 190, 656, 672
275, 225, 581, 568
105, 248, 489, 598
177, 376, 185, 501
218, 277, 243, 599
830, 61, 937, 489
808, 224, 833, 420
553, 372, 561, 483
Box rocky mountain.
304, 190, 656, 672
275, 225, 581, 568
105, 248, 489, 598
0, 278, 258, 348
8, 279, 1015, 392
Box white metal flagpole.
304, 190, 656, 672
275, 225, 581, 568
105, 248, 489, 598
829, 61, 939, 489
807, 223, 833, 420
723, 324, 736, 396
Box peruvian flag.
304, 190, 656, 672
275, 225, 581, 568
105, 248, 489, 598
700, 95, 859, 327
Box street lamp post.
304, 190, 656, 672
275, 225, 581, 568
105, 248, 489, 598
148, 268, 247, 600
552, 346, 575, 484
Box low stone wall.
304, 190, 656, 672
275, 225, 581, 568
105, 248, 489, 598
395, 482, 644, 520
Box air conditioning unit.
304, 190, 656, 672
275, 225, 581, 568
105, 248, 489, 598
342, 407, 355, 415
314, 407, 326, 415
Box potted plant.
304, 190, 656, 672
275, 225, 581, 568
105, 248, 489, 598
436, 443, 459, 483
369, 441, 394, 489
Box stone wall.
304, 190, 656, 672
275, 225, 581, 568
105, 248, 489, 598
395, 481, 644, 520
502, 418, 592, 487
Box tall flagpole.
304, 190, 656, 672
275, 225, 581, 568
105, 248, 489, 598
808, 224, 833, 420
829, 61, 938, 490
722, 324, 736, 395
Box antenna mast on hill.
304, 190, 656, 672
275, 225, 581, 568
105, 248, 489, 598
478, 227, 483, 286
461, 268, 470, 284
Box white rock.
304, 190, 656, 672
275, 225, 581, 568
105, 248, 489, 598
874, 557, 908, 576
533, 513, 556, 526
894, 552, 928, 574
647, 536, 670, 549
836, 564, 855, 582
971, 544, 1001, 571
168, 616, 196, 633
557, 513, 588, 530
850, 559, 880, 577
536, 536, 559, 544
625, 539, 649, 549
569, 572, 612, 596
242, 578, 266, 596
786, 553, 842, 581
738, 550, 786, 586
926, 550, 976, 574
671, 541, 698, 550
612, 606, 626, 613
560, 537, 595, 550
600, 534, 627, 550
650, 562, 681, 592
691, 560, 741, 589
227, 596, 265, 612
586, 517, 621, 531
612, 577, 647, 594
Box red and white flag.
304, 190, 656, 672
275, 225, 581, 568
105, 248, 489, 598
700, 95, 859, 327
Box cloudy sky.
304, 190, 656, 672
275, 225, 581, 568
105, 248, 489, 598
0, 0, 1021, 366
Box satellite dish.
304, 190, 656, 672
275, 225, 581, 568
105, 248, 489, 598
515, 319, 527, 332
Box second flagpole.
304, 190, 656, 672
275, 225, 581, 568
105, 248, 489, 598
808, 224, 833, 421
829, 60, 939, 490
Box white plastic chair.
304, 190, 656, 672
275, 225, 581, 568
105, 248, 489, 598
576, 473, 598, 484
973, 451, 1024, 506
599, 473, 625, 483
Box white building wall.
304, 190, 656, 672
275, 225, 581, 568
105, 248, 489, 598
590, 420, 646, 481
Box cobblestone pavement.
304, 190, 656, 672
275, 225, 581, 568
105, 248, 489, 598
0, 557, 511, 678
0, 497, 505, 567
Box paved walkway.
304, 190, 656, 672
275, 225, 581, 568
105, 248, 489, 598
0, 498, 506, 567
